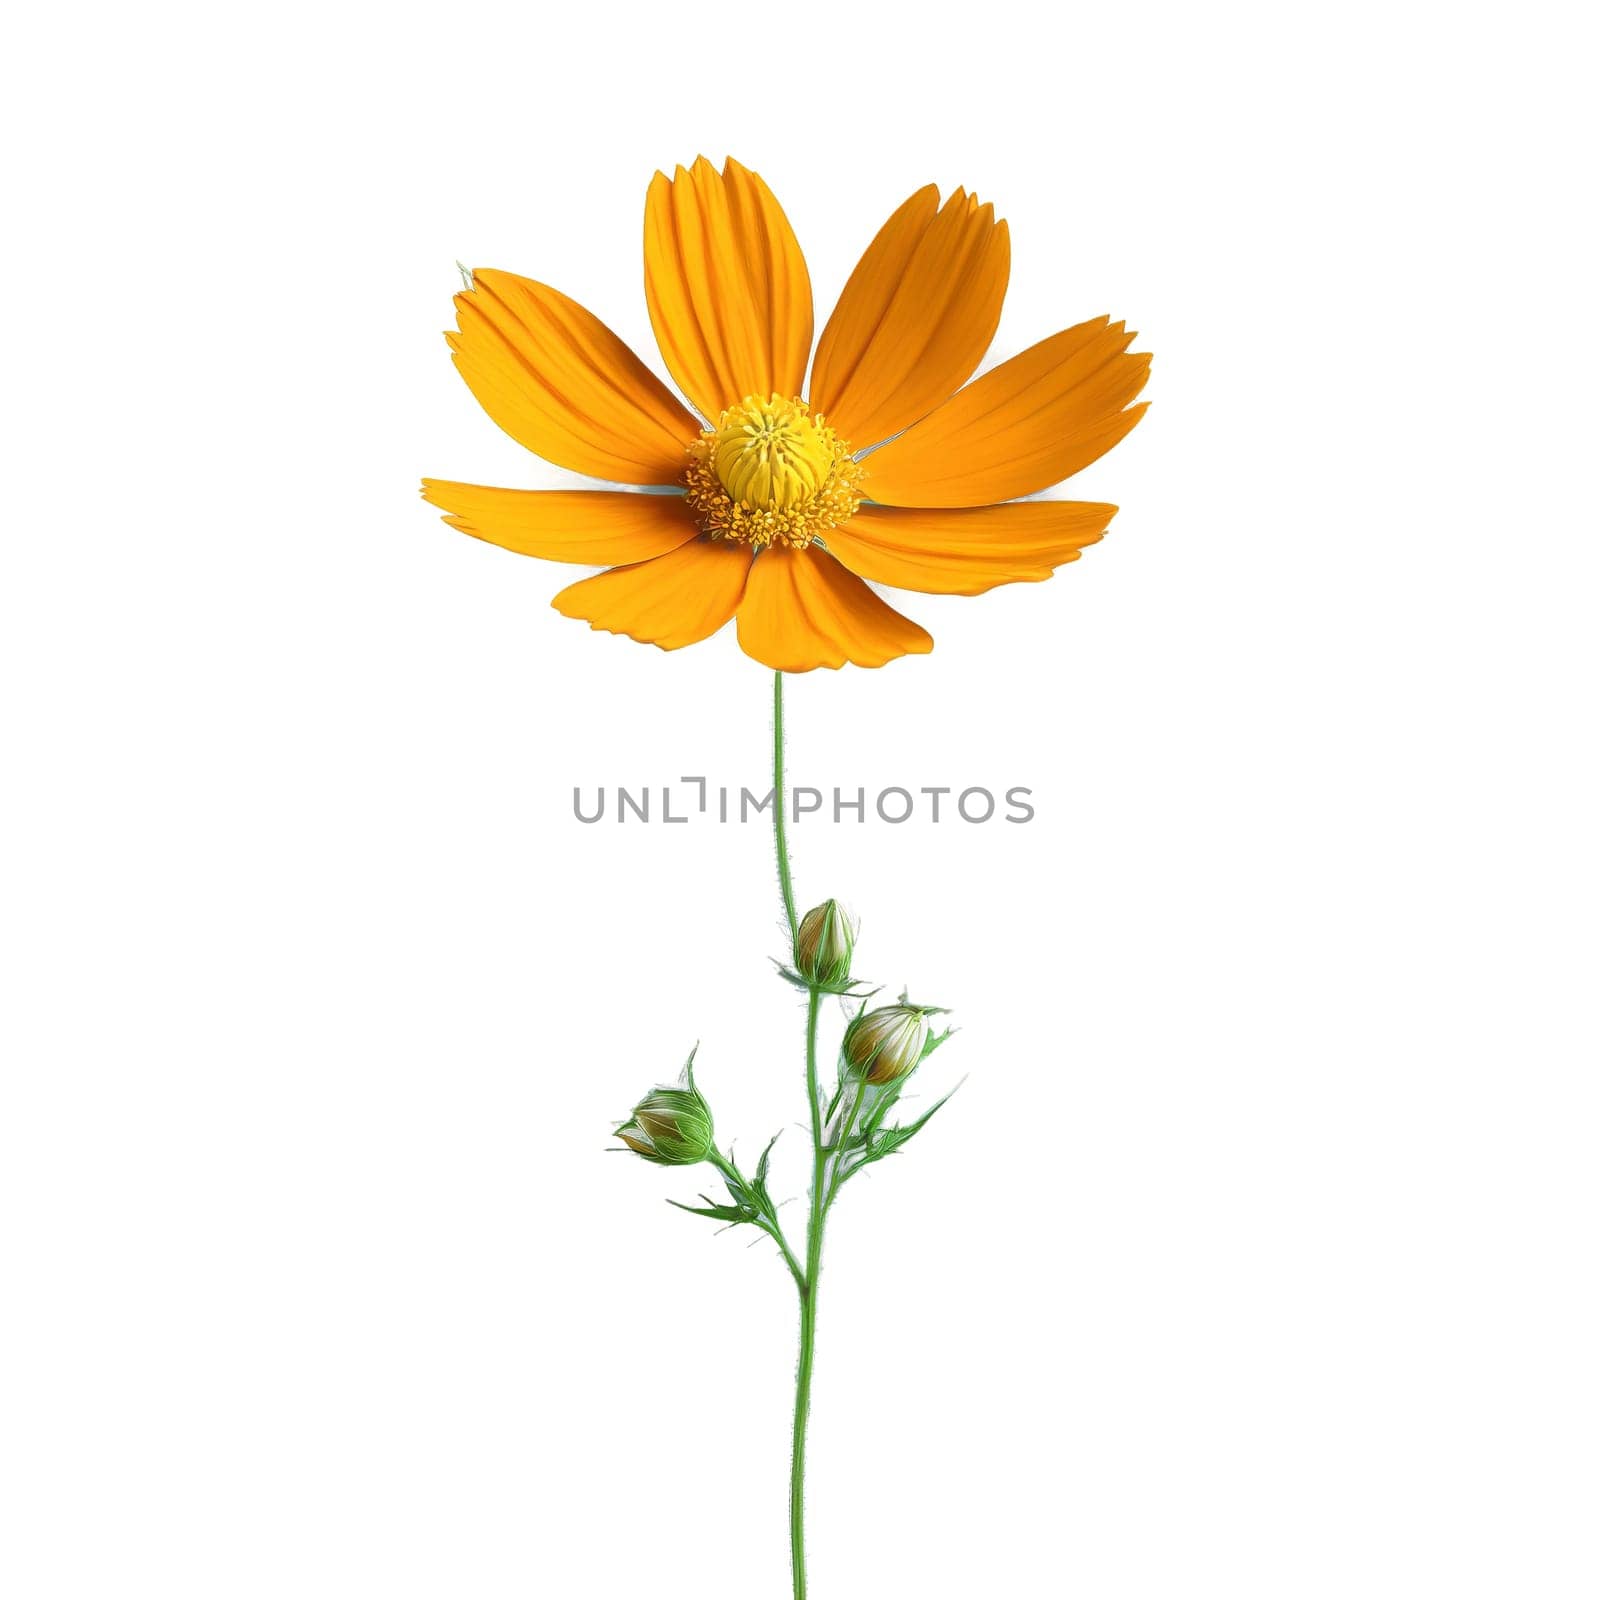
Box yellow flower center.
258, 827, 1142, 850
685, 394, 864, 550
712, 395, 834, 508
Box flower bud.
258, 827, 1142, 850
842, 1004, 931, 1086
616, 1076, 714, 1165
794, 899, 857, 988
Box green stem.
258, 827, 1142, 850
773, 670, 798, 944
773, 667, 822, 1598
824, 1076, 869, 1210
705, 1148, 806, 1292
791, 985, 824, 1600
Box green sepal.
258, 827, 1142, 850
835, 1076, 965, 1185
773, 961, 879, 999
750, 1132, 781, 1211
754, 1132, 778, 1186
858, 1075, 909, 1142
863, 1079, 963, 1162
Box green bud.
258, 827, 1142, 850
616, 1060, 715, 1165
794, 899, 857, 988
842, 1003, 932, 1086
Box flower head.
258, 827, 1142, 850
425, 157, 1150, 671
616, 1061, 715, 1166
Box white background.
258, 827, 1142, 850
2, 3, 1596, 1596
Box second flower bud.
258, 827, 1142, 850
842, 1003, 932, 1086
794, 899, 857, 989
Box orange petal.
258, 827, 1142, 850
810, 187, 1010, 448
645, 157, 813, 420
735, 546, 933, 672
551, 538, 753, 650
421, 481, 700, 565
822, 501, 1116, 596
863, 318, 1151, 507
448, 269, 698, 484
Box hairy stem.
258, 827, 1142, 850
774, 667, 820, 1597
705, 1148, 806, 1292
792, 986, 824, 1600
773, 670, 799, 945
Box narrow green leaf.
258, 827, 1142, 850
852, 1079, 965, 1172
666, 1198, 754, 1225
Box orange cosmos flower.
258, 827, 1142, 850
422, 157, 1150, 672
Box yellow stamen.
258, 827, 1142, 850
685, 394, 864, 550
712, 395, 834, 508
